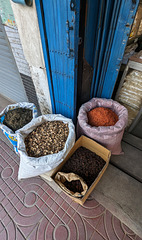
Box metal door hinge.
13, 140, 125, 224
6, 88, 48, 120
66, 20, 74, 57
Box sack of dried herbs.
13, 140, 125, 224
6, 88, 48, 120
17, 114, 75, 180
0, 102, 38, 154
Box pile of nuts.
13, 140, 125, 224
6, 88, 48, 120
24, 121, 69, 157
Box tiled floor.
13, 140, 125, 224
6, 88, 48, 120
0, 138, 142, 240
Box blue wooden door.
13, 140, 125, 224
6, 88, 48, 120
35, 0, 80, 121
84, 0, 139, 99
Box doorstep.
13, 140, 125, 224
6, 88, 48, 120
91, 164, 142, 237
111, 140, 142, 182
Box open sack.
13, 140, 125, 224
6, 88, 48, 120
17, 114, 75, 180
54, 172, 88, 198
0, 102, 38, 154
77, 98, 128, 155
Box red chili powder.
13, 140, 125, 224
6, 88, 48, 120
87, 107, 118, 127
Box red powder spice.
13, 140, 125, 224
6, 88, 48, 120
87, 107, 118, 127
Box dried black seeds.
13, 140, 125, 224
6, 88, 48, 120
61, 147, 106, 187
64, 180, 83, 193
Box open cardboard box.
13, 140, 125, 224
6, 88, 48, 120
51, 135, 111, 205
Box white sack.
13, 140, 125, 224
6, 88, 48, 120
0, 102, 38, 153
17, 114, 75, 180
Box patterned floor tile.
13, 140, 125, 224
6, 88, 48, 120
0, 138, 142, 240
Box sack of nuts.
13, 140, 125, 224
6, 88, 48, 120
17, 114, 75, 180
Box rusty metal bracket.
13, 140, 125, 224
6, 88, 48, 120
66, 20, 74, 57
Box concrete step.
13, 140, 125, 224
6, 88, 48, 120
91, 164, 142, 237
111, 140, 142, 182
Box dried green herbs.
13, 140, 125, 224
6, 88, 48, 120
3, 108, 32, 132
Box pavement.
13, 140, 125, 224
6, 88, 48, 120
0, 94, 142, 239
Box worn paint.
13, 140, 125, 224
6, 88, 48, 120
0, 0, 16, 26
10, 0, 45, 68
30, 66, 52, 114
10, 0, 52, 113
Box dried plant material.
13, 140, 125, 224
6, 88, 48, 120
61, 147, 106, 187
24, 121, 69, 157
87, 107, 118, 127
54, 172, 88, 198
64, 180, 83, 193
3, 108, 32, 132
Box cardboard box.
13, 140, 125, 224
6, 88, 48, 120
51, 136, 111, 205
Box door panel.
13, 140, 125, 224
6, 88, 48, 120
100, 0, 139, 98
84, 0, 139, 100
35, 0, 80, 121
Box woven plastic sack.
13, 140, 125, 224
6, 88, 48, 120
77, 98, 128, 155
0, 102, 38, 154
17, 114, 75, 180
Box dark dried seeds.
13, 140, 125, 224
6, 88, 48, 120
64, 180, 83, 193
61, 147, 106, 187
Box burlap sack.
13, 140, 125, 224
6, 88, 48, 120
54, 172, 88, 198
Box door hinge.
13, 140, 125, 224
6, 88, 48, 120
66, 20, 74, 57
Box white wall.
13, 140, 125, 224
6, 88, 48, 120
10, 0, 52, 114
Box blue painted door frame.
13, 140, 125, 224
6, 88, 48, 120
35, 0, 80, 122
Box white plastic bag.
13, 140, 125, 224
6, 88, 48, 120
17, 114, 75, 180
0, 102, 38, 154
